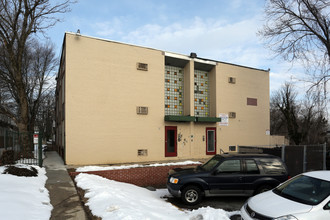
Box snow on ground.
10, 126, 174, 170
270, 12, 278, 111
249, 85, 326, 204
75, 173, 240, 220
76, 160, 202, 172
0, 164, 52, 220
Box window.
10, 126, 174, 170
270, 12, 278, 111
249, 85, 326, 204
165, 66, 184, 116
245, 159, 260, 174
259, 158, 286, 175
274, 175, 330, 205
228, 77, 236, 84
200, 156, 222, 171
206, 128, 216, 155
247, 98, 257, 106
194, 70, 209, 117
217, 160, 241, 173
165, 126, 177, 157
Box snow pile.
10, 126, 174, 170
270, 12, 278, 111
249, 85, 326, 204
0, 164, 52, 220
75, 173, 239, 220
76, 160, 201, 172
76, 160, 202, 172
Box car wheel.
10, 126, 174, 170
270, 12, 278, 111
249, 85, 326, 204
255, 185, 272, 195
181, 185, 202, 205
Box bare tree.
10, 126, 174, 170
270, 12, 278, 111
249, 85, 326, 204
271, 82, 328, 144
299, 91, 328, 143
270, 97, 287, 136
0, 0, 73, 149
0, 39, 58, 150
36, 92, 55, 141
272, 82, 302, 144
259, 0, 330, 89
26, 40, 58, 133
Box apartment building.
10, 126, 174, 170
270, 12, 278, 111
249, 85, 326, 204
55, 32, 280, 165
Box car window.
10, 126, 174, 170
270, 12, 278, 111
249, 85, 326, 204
216, 160, 241, 173
324, 201, 330, 210
200, 156, 222, 171
274, 175, 330, 205
258, 158, 286, 175
245, 159, 260, 174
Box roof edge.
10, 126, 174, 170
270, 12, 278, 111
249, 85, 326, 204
65, 32, 269, 73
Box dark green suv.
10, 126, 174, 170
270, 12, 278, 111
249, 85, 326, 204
167, 153, 289, 205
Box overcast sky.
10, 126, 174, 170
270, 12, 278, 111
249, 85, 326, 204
47, 0, 308, 94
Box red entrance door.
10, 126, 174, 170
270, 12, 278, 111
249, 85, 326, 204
206, 127, 216, 155
165, 126, 177, 157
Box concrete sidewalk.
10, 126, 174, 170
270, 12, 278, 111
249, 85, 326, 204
44, 151, 87, 220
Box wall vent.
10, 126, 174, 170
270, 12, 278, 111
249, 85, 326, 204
137, 106, 148, 115
138, 149, 148, 156
228, 77, 236, 84
229, 112, 236, 118
137, 62, 148, 71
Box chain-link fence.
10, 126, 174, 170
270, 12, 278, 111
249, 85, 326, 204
0, 127, 43, 167
238, 144, 328, 176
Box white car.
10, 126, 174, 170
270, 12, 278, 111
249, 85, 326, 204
240, 170, 330, 220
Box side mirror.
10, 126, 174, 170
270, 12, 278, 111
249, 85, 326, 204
323, 201, 330, 210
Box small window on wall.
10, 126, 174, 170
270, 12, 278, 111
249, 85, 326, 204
247, 98, 257, 106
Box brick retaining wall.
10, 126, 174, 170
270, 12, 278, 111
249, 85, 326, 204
70, 164, 197, 188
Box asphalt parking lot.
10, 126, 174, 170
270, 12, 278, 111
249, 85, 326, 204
167, 196, 247, 219
168, 196, 247, 211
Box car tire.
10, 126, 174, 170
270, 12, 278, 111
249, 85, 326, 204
181, 185, 202, 205
255, 185, 273, 195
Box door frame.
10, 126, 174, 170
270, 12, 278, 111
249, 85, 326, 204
165, 126, 177, 157
206, 127, 216, 155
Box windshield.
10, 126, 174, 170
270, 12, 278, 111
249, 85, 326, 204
200, 156, 222, 171
273, 175, 330, 205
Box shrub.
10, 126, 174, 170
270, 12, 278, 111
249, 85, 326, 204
0, 150, 15, 165
2, 165, 38, 177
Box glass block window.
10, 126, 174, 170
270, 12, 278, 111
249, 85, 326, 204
194, 70, 209, 117
165, 66, 184, 116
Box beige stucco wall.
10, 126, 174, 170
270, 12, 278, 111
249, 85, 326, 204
65, 34, 169, 165
62, 33, 278, 165
216, 63, 271, 152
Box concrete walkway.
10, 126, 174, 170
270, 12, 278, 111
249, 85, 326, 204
44, 151, 87, 220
